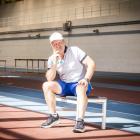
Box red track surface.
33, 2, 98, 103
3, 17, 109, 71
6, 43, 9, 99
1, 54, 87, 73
0, 104, 140, 140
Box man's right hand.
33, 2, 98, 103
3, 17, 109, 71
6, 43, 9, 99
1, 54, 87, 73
53, 51, 60, 63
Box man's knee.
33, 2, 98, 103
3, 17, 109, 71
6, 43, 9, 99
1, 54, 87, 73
42, 81, 62, 95
76, 85, 87, 96
42, 81, 54, 92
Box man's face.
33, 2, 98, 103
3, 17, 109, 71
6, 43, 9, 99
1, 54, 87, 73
51, 39, 65, 55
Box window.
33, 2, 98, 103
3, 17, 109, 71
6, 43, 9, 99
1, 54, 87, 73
5, 0, 24, 4
15, 0, 24, 2
5, 0, 12, 4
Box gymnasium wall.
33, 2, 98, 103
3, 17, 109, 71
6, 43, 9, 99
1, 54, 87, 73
0, 0, 140, 73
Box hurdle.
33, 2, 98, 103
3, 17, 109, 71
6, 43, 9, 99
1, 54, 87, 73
55, 95, 107, 129
0, 60, 6, 71
14, 59, 48, 74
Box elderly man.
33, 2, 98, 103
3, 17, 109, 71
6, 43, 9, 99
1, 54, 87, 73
41, 32, 95, 133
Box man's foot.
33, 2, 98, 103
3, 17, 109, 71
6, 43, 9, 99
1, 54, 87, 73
73, 118, 85, 133
40, 114, 61, 128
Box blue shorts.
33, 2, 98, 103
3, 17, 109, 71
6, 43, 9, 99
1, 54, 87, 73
57, 80, 91, 97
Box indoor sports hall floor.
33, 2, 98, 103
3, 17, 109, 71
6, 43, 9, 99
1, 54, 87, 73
0, 71, 140, 140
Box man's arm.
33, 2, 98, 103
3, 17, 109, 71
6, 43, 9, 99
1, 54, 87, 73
46, 62, 57, 81
83, 56, 96, 80
78, 56, 96, 86
46, 51, 60, 81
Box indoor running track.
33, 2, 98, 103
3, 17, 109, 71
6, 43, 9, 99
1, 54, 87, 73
0, 84, 140, 134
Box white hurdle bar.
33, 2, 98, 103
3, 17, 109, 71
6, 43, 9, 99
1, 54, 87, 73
55, 95, 107, 129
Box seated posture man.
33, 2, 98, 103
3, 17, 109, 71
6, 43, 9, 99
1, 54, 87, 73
41, 32, 96, 133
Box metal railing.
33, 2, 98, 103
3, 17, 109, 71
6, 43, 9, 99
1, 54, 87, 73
0, 0, 139, 28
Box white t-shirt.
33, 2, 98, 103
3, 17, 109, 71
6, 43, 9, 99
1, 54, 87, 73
47, 46, 87, 83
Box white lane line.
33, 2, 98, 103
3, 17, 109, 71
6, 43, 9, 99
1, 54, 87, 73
91, 82, 140, 91
0, 84, 42, 91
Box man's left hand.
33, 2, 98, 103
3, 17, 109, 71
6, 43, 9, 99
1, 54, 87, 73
78, 79, 88, 88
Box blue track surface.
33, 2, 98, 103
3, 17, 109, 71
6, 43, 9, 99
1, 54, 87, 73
1, 74, 140, 92
0, 84, 140, 134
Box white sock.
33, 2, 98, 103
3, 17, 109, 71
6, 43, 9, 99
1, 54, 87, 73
52, 113, 58, 118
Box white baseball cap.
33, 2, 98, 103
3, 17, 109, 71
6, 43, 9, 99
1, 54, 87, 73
49, 32, 64, 43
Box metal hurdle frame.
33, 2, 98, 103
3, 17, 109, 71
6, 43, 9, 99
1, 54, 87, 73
36, 59, 48, 74
26, 59, 33, 73
14, 59, 48, 74
55, 95, 107, 129
0, 60, 6, 71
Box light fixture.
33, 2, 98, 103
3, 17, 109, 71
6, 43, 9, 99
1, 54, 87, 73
36, 34, 40, 38
93, 29, 99, 33
63, 21, 72, 31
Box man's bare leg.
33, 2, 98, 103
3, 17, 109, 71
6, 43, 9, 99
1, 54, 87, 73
76, 84, 88, 119
73, 84, 88, 132
41, 81, 62, 128
42, 81, 62, 114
